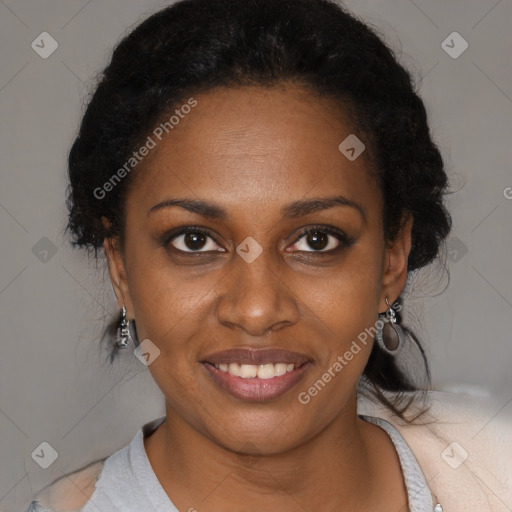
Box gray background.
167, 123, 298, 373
1, 1, 511, 510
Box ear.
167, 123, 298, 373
378, 213, 413, 313
102, 217, 134, 316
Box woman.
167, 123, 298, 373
26, 0, 511, 511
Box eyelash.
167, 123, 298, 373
162, 225, 355, 257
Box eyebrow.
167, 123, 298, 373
147, 195, 366, 224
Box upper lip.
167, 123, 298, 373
202, 348, 312, 366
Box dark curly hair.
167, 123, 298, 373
65, 0, 452, 421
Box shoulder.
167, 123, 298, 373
26, 418, 163, 512
359, 389, 512, 510
27, 459, 105, 512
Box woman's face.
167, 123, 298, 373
106, 83, 411, 454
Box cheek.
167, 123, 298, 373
122, 240, 206, 342
295, 267, 381, 419
127, 262, 213, 410
308, 247, 383, 333
130, 272, 214, 351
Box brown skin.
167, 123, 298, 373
103, 83, 413, 512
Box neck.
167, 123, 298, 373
143, 392, 395, 511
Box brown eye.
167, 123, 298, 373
183, 232, 207, 250
292, 230, 339, 252
288, 226, 355, 254
167, 228, 224, 253
304, 231, 329, 251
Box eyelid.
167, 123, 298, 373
164, 226, 224, 253
288, 225, 354, 253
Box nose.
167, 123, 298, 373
215, 249, 301, 336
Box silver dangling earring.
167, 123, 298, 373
375, 297, 404, 355
115, 306, 139, 349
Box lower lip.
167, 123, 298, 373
202, 363, 311, 402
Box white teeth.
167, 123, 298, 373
274, 363, 287, 376
228, 363, 241, 377
257, 364, 276, 379
239, 364, 258, 378
216, 362, 297, 379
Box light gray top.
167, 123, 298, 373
26, 414, 440, 512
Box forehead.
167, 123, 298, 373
128, 84, 380, 216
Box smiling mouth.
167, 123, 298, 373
203, 362, 311, 402
201, 348, 312, 402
